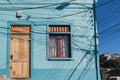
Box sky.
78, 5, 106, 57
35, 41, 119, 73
97, 0, 120, 54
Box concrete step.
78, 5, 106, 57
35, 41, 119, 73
0, 75, 30, 80
0, 75, 7, 80
8, 79, 30, 80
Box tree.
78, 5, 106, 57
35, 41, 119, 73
100, 55, 120, 69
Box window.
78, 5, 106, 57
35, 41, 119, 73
109, 76, 118, 80
109, 78, 117, 80
49, 25, 71, 59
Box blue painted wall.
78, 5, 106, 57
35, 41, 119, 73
0, 0, 101, 80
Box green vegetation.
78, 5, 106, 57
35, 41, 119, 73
100, 55, 120, 69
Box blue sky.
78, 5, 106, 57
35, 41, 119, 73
97, 0, 120, 54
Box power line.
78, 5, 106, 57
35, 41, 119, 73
6, 0, 12, 4
0, 0, 115, 21
4, 0, 90, 11
98, 22, 120, 42
98, 2, 120, 25
96, 0, 118, 8
0, 0, 118, 45
99, 22, 120, 35
97, 0, 120, 24
0, 1, 100, 79
0, 0, 115, 11
0, 0, 117, 63
30, 10, 89, 19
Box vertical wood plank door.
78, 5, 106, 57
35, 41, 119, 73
10, 26, 30, 79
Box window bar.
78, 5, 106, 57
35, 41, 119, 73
57, 36, 61, 58
49, 36, 51, 58
64, 35, 67, 58
50, 27, 52, 32
53, 26, 54, 32
64, 27, 66, 32
55, 35, 57, 57
61, 35, 63, 58
59, 26, 61, 32
52, 26, 54, 32
60, 27, 62, 32
68, 35, 70, 58
56, 27, 57, 32
52, 27, 54, 32
63, 35, 66, 58
54, 26, 56, 32
58, 26, 59, 32
67, 35, 69, 58
62, 27, 63, 32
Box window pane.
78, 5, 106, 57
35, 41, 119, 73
49, 36, 57, 58
61, 35, 68, 58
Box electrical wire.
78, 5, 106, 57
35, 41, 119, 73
0, 0, 115, 21
97, 0, 120, 24
0, 0, 118, 50
0, 0, 118, 78
99, 22, 120, 35
98, 4, 120, 25
96, 0, 118, 8
0, 0, 115, 11
4, 0, 90, 11
31, 10, 89, 19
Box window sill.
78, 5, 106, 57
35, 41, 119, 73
48, 58, 72, 61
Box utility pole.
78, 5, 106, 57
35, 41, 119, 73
93, 0, 100, 80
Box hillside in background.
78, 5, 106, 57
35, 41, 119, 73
99, 53, 120, 80
100, 53, 120, 69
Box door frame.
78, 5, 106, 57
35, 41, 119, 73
7, 24, 31, 79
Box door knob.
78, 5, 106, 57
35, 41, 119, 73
10, 67, 12, 69
11, 55, 13, 60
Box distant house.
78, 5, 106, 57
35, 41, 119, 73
111, 54, 120, 60
100, 53, 111, 60
100, 53, 120, 60
100, 53, 120, 80
109, 76, 120, 80
0, 0, 101, 80
108, 69, 120, 80
100, 68, 120, 80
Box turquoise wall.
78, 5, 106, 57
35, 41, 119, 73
0, 0, 101, 80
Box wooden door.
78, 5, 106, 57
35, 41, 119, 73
10, 26, 30, 79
